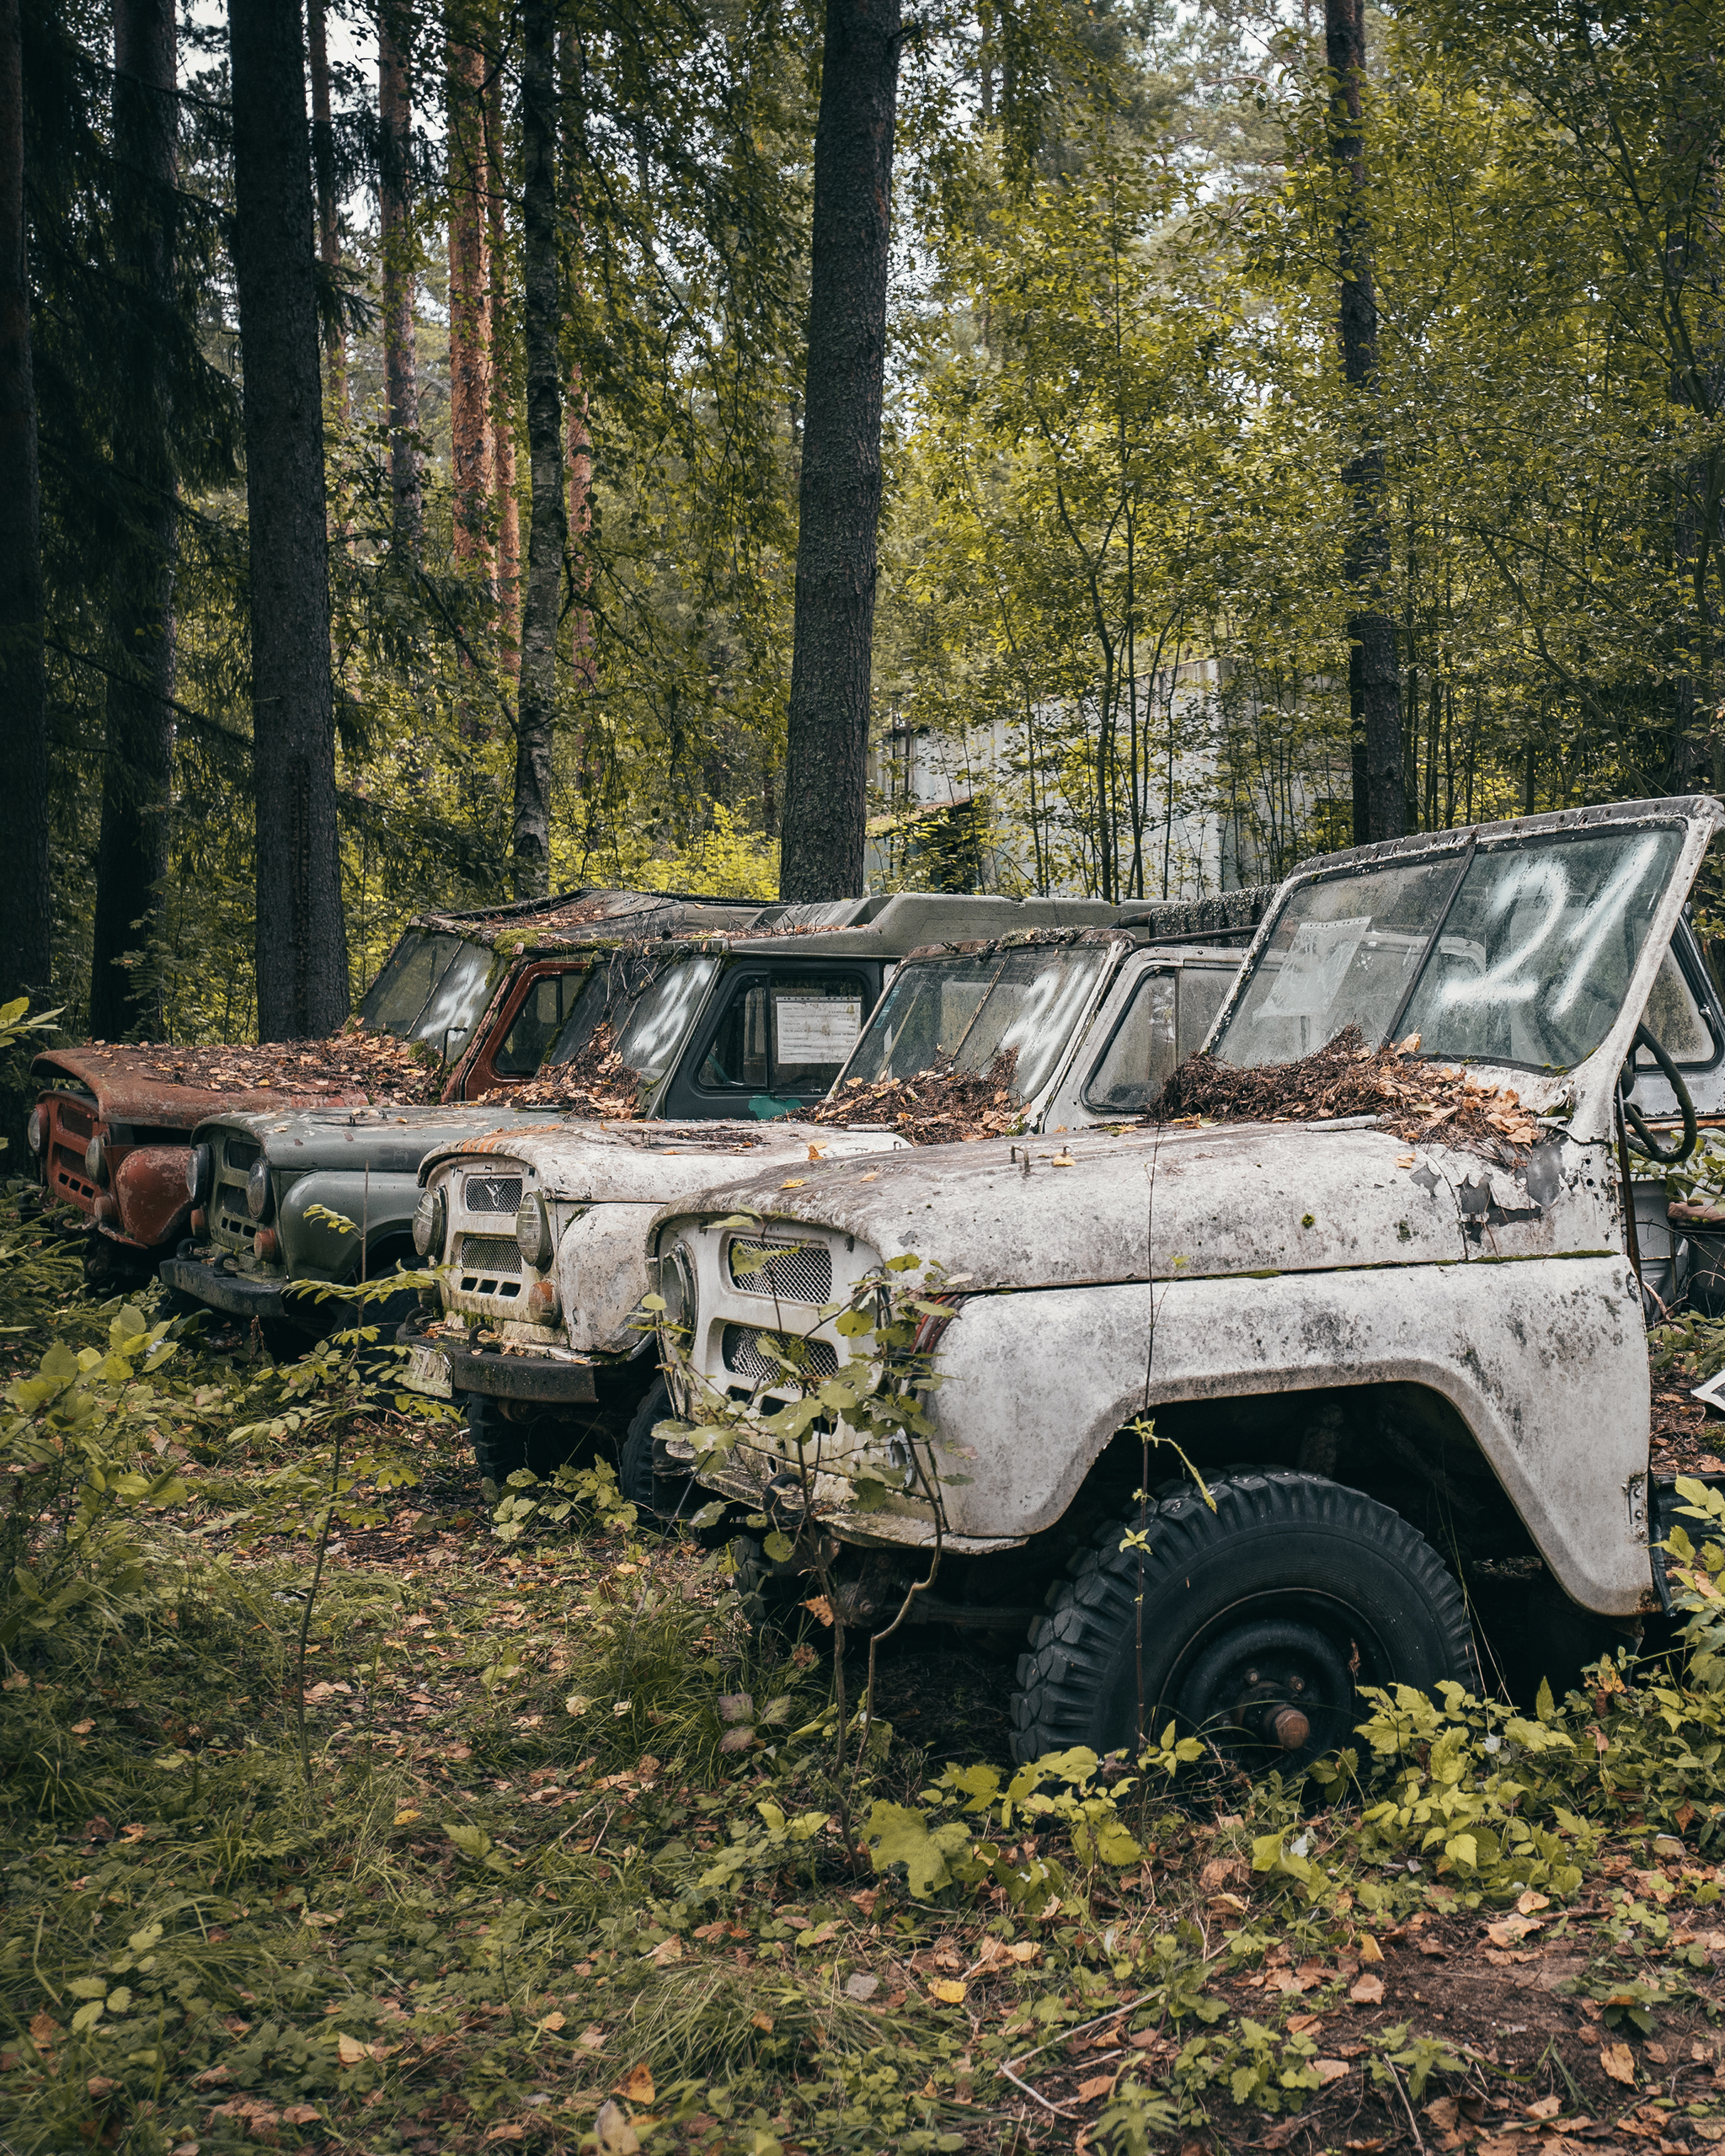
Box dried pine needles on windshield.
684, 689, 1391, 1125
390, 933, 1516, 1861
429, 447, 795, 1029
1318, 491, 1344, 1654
1157, 1025, 1545, 1153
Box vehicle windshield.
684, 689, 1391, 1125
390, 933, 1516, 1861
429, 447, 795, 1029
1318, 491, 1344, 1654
1213, 825, 1685, 1071
846, 946, 1110, 1101
608, 957, 722, 1083
359, 930, 496, 1056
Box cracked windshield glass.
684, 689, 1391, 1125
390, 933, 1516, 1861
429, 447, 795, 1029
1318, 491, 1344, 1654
846, 946, 1111, 1100
1213, 825, 1684, 1070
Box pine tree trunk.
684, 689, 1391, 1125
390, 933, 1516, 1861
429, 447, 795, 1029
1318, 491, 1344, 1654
378, 0, 420, 554
229, 0, 349, 1038
307, 0, 345, 423
447, 1, 490, 569
512, 0, 563, 899
90, 0, 179, 1042
1327, 0, 1401, 845
485, 56, 520, 668
0, 0, 48, 1008
778, 0, 900, 901
559, 21, 594, 810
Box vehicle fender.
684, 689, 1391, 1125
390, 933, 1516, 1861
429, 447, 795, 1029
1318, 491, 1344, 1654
278, 1170, 422, 1279
928, 1256, 1650, 1614
109, 1145, 192, 1251
553, 1203, 660, 1353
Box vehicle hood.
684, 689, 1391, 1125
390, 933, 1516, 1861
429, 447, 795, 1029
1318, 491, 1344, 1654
33, 1047, 368, 1125
424, 1118, 906, 1203
654, 1116, 1608, 1287
197, 1102, 557, 1175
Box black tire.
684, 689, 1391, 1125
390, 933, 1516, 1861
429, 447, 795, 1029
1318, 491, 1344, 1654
466, 1392, 528, 1489
1010, 1469, 1473, 1774
617, 1378, 692, 1527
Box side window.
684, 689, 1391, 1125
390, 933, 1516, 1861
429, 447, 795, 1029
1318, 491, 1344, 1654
697, 971, 869, 1097
1637, 942, 1717, 1069
1176, 967, 1234, 1059
493, 971, 587, 1078
1081, 971, 1177, 1113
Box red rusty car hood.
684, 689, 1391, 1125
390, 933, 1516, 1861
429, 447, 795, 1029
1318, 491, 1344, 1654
34, 1046, 370, 1127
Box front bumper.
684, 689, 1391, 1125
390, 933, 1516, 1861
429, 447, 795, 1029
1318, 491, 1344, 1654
161, 1253, 294, 1323
393, 1324, 600, 1406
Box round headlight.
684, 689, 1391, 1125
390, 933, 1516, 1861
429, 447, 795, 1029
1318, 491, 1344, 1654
658, 1240, 697, 1335
84, 1134, 106, 1186
246, 1157, 273, 1221
515, 1192, 554, 1269
186, 1142, 212, 1205
413, 1184, 447, 1259
25, 1107, 44, 1157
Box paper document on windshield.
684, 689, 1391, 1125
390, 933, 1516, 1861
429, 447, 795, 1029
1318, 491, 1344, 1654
1254, 916, 1371, 1021
776, 999, 862, 1062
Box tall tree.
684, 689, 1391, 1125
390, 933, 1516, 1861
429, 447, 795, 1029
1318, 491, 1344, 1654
89, 0, 179, 1040
485, 59, 519, 662
1326, 0, 1401, 844
307, 0, 345, 422
447, 0, 489, 569
512, 0, 563, 896
0, 0, 47, 1007
228, 0, 349, 1038
778, 0, 901, 900
378, 0, 420, 553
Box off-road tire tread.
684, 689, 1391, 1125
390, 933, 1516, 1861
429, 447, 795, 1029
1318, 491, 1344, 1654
1009, 1468, 1473, 1765
618, 1378, 691, 1525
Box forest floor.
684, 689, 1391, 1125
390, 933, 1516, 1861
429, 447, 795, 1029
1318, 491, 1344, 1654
7, 1200, 1725, 2155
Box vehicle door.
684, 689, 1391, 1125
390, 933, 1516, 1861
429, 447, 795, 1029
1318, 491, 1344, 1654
656, 958, 885, 1121
451, 958, 594, 1099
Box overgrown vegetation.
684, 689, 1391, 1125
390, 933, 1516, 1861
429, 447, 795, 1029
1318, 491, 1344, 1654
9, 1190, 1725, 2152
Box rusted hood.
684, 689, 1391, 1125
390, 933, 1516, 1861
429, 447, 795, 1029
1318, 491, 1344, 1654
423, 1118, 907, 1204
655, 1116, 1615, 1285
195, 1103, 565, 1177
33, 1047, 367, 1126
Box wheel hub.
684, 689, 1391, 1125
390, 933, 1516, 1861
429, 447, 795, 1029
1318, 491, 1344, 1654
1173, 1615, 1354, 1769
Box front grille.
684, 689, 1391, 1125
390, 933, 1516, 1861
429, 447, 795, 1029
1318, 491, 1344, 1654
463, 1172, 523, 1214
224, 1136, 260, 1171
56, 1101, 93, 1142
459, 1234, 521, 1274
722, 1324, 838, 1385
726, 1237, 833, 1304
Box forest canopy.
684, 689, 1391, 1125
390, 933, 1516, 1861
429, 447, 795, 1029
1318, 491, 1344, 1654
3, 0, 1722, 1039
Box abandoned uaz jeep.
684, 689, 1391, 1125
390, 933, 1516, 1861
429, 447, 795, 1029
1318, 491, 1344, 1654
654, 798, 1724, 1774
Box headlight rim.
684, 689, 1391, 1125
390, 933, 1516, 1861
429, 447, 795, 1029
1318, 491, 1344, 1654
657, 1238, 697, 1337
412, 1185, 447, 1260
245, 1156, 273, 1222
25, 1107, 44, 1158
84, 1134, 107, 1186
515, 1190, 554, 1270
185, 1142, 212, 1206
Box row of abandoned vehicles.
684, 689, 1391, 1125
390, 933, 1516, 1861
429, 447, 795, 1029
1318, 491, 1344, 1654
24, 798, 1725, 1774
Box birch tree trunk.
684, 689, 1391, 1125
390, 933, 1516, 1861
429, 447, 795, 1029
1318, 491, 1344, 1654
778, 0, 900, 900
307, 0, 345, 422
485, 57, 520, 667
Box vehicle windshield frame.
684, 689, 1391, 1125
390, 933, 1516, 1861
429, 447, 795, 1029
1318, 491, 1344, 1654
1208, 816, 1695, 1079
841, 942, 1113, 1102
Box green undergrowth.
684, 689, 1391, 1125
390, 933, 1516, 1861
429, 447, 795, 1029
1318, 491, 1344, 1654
8, 1193, 1725, 2150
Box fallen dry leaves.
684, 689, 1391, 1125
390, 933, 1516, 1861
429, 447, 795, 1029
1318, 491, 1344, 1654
813, 1049, 1023, 1145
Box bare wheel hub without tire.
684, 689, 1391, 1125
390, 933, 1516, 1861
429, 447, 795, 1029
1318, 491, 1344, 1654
1175, 1613, 1357, 1770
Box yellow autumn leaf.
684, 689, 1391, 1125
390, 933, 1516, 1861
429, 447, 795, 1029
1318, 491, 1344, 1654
929, 1978, 966, 2004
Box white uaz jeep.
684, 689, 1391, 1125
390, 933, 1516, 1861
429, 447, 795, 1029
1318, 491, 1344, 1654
654, 798, 1725, 1774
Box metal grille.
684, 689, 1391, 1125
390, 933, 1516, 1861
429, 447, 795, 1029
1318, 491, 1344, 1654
726, 1237, 832, 1304
464, 1172, 523, 1215
722, 1325, 838, 1385
458, 1235, 522, 1278
55, 1100, 93, 1141
224, 1136, 260, 1171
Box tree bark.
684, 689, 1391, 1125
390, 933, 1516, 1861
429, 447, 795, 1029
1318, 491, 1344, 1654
559, 20, 594, 814
512, 0, 563, 899
229, 0, 349, 1038
307, 0, 345, 423
90, 0, 179, 1041
778, 0, 900, 901
447, 0, 490, 569
485, 56, 519, 667
378, 0, 420, 554
0, 0, 48, 1008
1326, 0, 1401, 845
